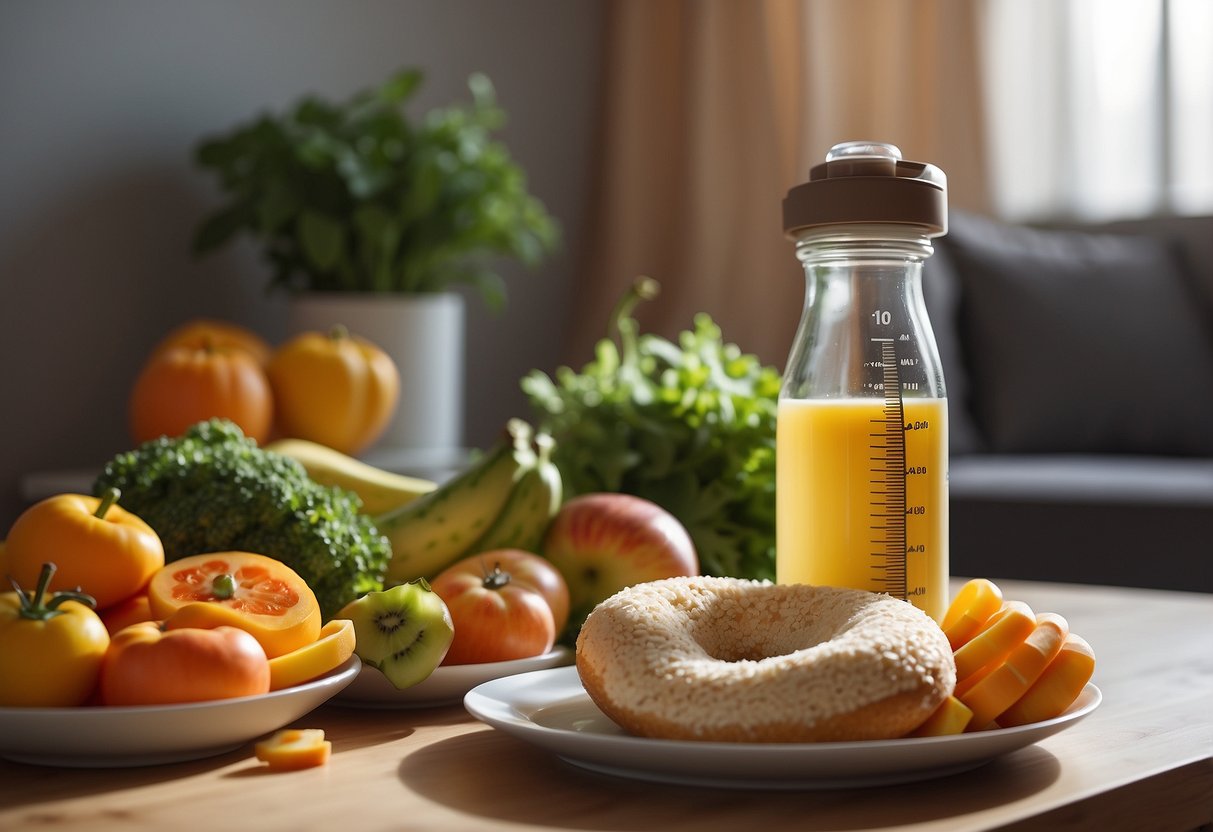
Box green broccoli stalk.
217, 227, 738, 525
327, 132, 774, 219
523, 278, 780, 581
93, 419, 390, 618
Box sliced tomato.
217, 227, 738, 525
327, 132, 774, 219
148, 552, 321, 658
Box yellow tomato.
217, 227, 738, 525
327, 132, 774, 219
0, 563, 111, 707
268, 325, 399, 455
5, 490, 165, 610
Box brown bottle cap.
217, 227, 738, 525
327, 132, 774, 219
783, 142, 948, 237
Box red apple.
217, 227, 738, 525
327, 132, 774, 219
541, 493, 698, 629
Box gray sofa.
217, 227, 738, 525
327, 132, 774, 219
923, 211, 1213, 593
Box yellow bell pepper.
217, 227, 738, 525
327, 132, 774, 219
0, 562, 111, 707
268, 325, 400, 456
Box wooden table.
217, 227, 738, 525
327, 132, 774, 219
2, 579, 1210, 832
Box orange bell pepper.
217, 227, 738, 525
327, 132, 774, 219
4, 489, 165, 610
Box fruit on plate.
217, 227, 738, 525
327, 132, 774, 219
148, 552, 322, 658
380, 419, 561, 585
336, 581, 454, 690
100, 621, 270, 706
434, 549, 570, 635
264, 437, 436, 515
267, 325, 399, 456
100, 592, 155, 635
4, 489, 165, 610
254, 728, 331, 770
929, 578, 1097, 732
998, 634, 1097, 727
941, 577, 1003, 650
541, 493, 698, 630
953, 600, 1037, 682
267, 618, 357, 691
958, 612, 1069, 727
430, 557, 557, 665
0, 563, 111, 707
907, 696, 974, 737
150, 318, 272, 366
129, 341, 274, 445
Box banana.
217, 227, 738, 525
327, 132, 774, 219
466, 431, 562, 555
379, 419, 537, 585
265, 438, 438, 515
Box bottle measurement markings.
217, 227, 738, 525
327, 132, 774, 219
868, 338, 908, 600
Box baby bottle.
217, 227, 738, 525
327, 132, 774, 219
777, 141, 949, 621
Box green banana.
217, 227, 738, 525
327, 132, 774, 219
466, 431, 562, 555
265, 438, 438, 515
378, 419, 536, 584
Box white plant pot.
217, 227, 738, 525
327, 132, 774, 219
286, 292, 465, 462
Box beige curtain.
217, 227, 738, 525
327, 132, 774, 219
569, 0, 990, 368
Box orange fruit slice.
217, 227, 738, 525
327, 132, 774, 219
907, 696, 973, 737
953, 599, 1036, 683
149, 552, 321, 658
254, 729, 331, 770
997, 633, 1096, 727
942, 578, 1004, 650
267, 619, 356, 691
959, 612, 1070, 728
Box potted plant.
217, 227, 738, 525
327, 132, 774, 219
191, 68, 559, 456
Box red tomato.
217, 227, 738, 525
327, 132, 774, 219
429, 560, 556, 665
437, 550, 570, 634
100, 622, 270, 705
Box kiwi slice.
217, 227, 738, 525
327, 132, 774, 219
336, 580, 455, 690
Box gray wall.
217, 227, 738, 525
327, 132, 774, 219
0, 0, 604, 530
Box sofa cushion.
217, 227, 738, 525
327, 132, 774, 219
946, 211, 1213, 456
950, 454, 1213, 505
921, 241, 984, 454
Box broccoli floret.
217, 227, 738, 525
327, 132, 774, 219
93, 419, 389, 618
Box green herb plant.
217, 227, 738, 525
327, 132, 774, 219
523, 278, 780, 581
193, 68, 559, 309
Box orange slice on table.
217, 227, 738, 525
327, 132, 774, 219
254, 729, 331, 771
149, 552, 321, 658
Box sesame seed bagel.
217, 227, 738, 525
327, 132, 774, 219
575, 576, 955, 742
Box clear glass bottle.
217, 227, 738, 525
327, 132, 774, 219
776, 141, 950, 621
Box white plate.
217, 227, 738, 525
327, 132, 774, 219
0, 655, 361, 768
464, 665, 1102, 789
335, 647, 573, 708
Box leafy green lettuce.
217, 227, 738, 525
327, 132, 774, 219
522, 279, 779, 580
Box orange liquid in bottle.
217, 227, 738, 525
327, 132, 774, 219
776, 397, 949, 621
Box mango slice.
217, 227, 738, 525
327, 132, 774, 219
953, 600, 1037, 682
941, 578, 1004, 650
267, 618, 356, 691
254, 728, 331, 770
960, 612, 1069, 728
997, 633, 1096, 727
907, 696, 973, 737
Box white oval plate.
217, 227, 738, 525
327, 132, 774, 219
465, 665, 1102, 789
0, 655, 361, 768
335, 647, 573, 709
